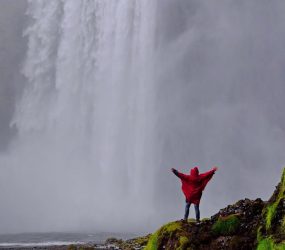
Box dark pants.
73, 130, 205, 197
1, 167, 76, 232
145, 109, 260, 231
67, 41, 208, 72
184, 201, 200, 221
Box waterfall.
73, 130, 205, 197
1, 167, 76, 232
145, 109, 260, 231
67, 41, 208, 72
8, 0, 158, 232
4, 0, 285, 235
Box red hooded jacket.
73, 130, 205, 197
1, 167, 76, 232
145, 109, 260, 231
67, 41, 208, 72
175, 167, 216, 205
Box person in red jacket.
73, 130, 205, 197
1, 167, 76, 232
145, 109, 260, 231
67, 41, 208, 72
171, 166, 218, 222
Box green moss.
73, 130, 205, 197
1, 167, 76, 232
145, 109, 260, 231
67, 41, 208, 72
266, 168, 285, 231
257, 169, 285, 250
177, 236, 189, 250
144, 221, 183, 250
144, 230, 159, 250
257, 226, 263, 242
266, 204, 277, 230
257, 237, 285, 250
212, 214, 240, 236
257, 238, 272, 250
163, 221, 182, 232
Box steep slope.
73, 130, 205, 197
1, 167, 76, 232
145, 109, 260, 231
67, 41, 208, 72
257, 169, 285, 249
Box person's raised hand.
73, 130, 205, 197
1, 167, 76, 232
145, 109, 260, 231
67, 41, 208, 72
171, 168, 175, 172
213, 166, 218, 171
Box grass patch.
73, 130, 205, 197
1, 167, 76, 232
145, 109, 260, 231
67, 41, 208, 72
265, 169, 285, 231
212, 214, 240, 236
257, 237, 285, 250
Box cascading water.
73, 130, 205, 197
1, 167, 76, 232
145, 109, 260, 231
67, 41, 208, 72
5, 0, 158, 232
3, 0, 285, 235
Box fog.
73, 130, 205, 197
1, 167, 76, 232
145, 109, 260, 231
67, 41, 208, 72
1, 0, 285, 234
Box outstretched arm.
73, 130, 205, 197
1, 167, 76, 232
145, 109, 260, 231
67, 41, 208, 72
171, 168, 179, 177
171, 168, 188, 181
199, 166, 218, 180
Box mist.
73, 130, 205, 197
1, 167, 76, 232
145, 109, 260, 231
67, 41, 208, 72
1, 0, 285, 234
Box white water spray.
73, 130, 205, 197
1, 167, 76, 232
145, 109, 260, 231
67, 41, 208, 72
3, 0, 285, 235
4, 0, 158, 232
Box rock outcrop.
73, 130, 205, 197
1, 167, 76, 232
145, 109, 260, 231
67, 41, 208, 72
99, 168, 285, 250
144, 198, 264, 250
142, 168, 285, 250
256, 169, 285, 250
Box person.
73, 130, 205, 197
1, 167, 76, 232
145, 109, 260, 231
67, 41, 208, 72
171, 166, 218, 222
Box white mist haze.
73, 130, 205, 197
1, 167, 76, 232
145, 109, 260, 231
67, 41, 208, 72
1, 0, 285, 234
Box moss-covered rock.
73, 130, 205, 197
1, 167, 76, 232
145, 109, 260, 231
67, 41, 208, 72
178, 236, 190, 250
257, 236, 285, 250
143, 168, 285, 250
257, 168, 285, 249
144, 221, 189, 250
98, 168, 285, 250
212, 214, 240, 236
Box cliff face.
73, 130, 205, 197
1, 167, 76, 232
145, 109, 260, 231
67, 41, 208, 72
142, 169, 285, 250
257, 169, 285, 250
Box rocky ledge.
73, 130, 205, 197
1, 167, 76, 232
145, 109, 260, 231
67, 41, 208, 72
101, 168, 285, 250
58, 168, 285, 250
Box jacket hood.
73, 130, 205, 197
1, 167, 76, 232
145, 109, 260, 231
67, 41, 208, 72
190, 167, 199, 176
